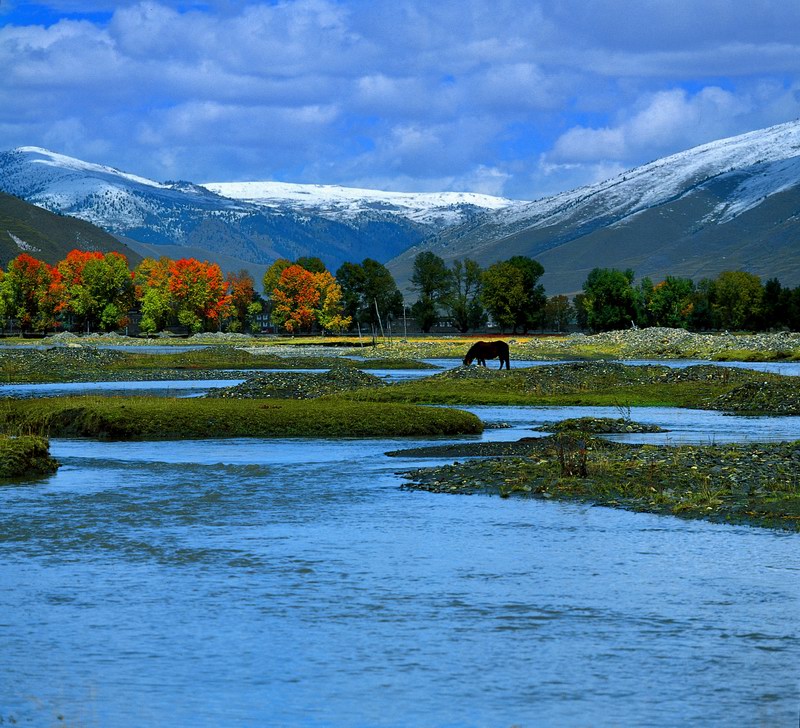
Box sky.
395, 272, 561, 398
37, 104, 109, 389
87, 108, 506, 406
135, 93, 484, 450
1, 1, 800, 200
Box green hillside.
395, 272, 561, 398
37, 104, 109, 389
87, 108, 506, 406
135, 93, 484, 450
0, 192, 141, 267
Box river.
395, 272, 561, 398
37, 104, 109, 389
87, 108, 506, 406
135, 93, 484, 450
0, 363, 798, 726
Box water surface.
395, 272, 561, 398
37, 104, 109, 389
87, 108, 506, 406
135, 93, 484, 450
0, 432, 797, 726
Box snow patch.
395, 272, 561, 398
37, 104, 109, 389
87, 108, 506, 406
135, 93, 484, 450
7, 231, 40, 252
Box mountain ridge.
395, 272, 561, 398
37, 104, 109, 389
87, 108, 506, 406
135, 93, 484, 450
386, 118, 800, 293
0, 147, 518, 284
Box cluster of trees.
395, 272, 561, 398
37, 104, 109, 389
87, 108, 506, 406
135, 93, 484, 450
262, 256, 403, 335
4, 248, 795, 336
407, 252, 547, 333
0, 251, 261, 334
578, 268, 800, 332
262, 256, 351, 334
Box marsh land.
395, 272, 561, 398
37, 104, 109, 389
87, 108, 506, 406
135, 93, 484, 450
1, 327, 799, 530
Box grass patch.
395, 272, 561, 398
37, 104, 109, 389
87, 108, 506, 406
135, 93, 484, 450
0, 434, 58, 478
401, 436, 800, 531
334, 362, 785, 410
0, 396, 482, 440
713, 349, 797, 362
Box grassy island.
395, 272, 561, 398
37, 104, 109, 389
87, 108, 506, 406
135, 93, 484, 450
0, 396, 482, 440
337, 361, 800, 414
398, 433, 800, 531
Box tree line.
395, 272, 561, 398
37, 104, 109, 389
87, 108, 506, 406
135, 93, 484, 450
3, 248, 797, 335
0, 251, 261, 334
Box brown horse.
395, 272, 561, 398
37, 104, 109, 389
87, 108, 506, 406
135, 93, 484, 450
463, 340, 510, 370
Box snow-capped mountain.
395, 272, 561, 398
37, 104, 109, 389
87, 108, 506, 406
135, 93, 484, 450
387, 119, 800, 293
202, 180, 518, 227
0, 147, 519, 281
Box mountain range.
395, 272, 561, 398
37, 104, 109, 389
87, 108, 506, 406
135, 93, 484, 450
0, 147, 516, 284
1, 119, 799, 294
388, 119, 800, 293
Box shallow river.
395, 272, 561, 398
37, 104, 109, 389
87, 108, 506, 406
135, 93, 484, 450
1, 359, 799, 725
1, 412, 799, 725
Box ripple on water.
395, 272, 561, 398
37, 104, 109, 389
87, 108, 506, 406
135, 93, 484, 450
0, 428, 797, 726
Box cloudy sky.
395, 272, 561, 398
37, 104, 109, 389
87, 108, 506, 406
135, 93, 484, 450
2, 1, 800, 199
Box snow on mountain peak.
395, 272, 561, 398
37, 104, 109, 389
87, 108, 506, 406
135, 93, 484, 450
12, 146, 167, 190
201, 180, 522, 225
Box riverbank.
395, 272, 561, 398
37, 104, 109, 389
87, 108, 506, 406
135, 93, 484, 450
6, 326, 800, 362
0, 345, 435, 384
396, 434, 800, 531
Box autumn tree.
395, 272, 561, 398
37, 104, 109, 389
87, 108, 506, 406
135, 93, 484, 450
271, 264, 319, 333
713, 270, 763, 331
313, 270, 351, 333
227, 269, 260, 332
169, 258, 231, 333
2, 253, 63, 332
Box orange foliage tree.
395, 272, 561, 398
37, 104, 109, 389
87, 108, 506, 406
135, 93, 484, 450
168, 258, 232, 333
2, 254, 63, 331
271, 264, 350, 333
271, 264, 319, 333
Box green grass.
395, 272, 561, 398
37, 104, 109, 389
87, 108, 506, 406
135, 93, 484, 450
0, 434, 58, 478
713, 349, 799, 362
334, 368, 765, 409
402, 436, 800, 531
0, 396, 483, 440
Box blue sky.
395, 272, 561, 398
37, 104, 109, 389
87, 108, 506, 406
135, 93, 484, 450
2, 0, 800, 199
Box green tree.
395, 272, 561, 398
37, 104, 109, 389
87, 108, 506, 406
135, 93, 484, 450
544, 294, 573, 332
134, 257, 173, 334
572, 293, 589, 330
581, 267, 638, 332
688, 278, 715, 331
645, 276, 695, 328
410, 252, 453, 333
295, 256, 327, 274
481, 261, 527, 331
335, 258, 403, 332
761, 277, 791, 330
506, 256, 547, 332
446, 258, 485, 333
713, 270, 763, 331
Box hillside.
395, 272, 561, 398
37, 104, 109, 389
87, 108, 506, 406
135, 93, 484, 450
387, 119, 800, 293
0, 191, 141, 268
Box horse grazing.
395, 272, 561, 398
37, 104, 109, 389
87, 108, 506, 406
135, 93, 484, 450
463, 340, 510, 370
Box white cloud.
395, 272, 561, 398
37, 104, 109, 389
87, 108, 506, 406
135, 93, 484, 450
1, 0, 800, 196
550, 87, 755, 165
